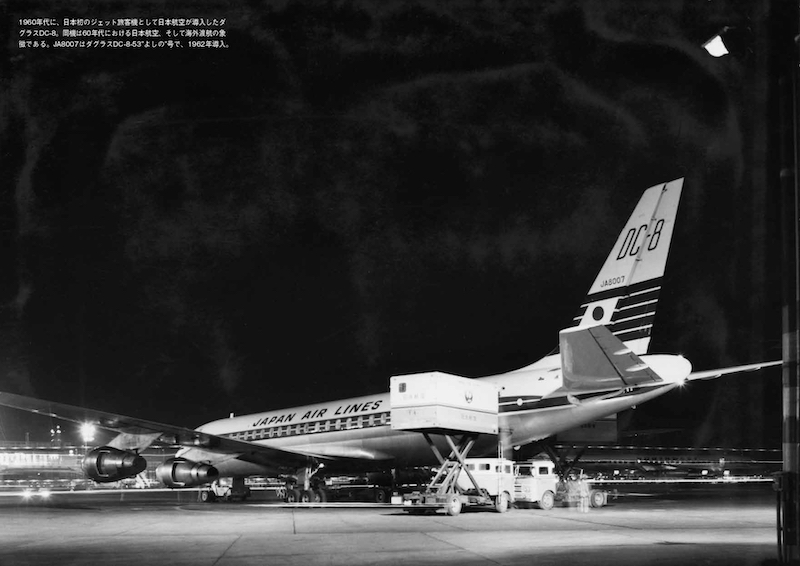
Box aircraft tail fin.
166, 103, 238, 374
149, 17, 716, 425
568, 178, 684, 355
559, 325, 662, 391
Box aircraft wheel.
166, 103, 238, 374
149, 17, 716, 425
313, 488, 328, 503
445, 494, 462, 516
300, 489, 315, 503
589, 490, 606, 508
200, 490, 216, 503
494, 491, 510, 513
538, 490, 555, 510
286, 488, 301, 503
374, 489, 388, 503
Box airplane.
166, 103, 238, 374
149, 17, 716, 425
0, 177, 780, 504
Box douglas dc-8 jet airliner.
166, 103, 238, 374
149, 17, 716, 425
0, 178, 779, 503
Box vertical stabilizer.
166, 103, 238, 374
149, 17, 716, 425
569, 178, 683, 354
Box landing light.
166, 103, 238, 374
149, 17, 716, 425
21, 489, 32, 500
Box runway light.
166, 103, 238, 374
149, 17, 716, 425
21, 489, 32, 500
39, 489, 51, 499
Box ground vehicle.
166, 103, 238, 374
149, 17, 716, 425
555, 473, 609, 508
514, 459, 558, 509
320, 472, 392, 503
456, 458, 516, 511
514, 460, 609, 509
202, 477, 251, 502
402, 456, 517, 515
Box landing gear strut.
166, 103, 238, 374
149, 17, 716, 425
285, 461, 324, 503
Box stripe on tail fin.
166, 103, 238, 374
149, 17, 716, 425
570, 178, 683, 355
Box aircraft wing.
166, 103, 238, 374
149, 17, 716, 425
0, 391, 313, 470
687, 360, 781, 381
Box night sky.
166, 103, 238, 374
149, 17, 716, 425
0, 1, 784, 449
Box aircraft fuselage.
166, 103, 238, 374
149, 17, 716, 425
188, 353, 688, 476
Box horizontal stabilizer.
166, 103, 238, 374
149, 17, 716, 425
687, 360, 781, 381
560, 326, 662, 391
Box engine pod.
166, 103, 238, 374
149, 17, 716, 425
82, 446, 147, 483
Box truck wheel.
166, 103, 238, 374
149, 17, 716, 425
445, 494, 463, 516
589, 490, 606, 508
494, 491, 510, 513
313, 488, 328, 503
200, 490, 216, 503
374, 489, 388, 503
538, 490, 555, 510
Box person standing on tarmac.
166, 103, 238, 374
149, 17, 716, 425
578, 474, 590, 513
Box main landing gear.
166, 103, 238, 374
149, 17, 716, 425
284, 462, 325, 503
285, 486, 328, 503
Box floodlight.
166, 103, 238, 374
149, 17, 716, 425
79, 423, 96, 442
702, 34, 730, 57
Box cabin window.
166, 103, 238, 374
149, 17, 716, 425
538, 466, 550, 475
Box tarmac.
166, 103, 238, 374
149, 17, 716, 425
0, 484, 783, 566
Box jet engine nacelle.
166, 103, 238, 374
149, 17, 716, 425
82, 446, 147, 483
156, 458, 219, 488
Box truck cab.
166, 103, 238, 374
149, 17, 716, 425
514, 459, 558, 510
